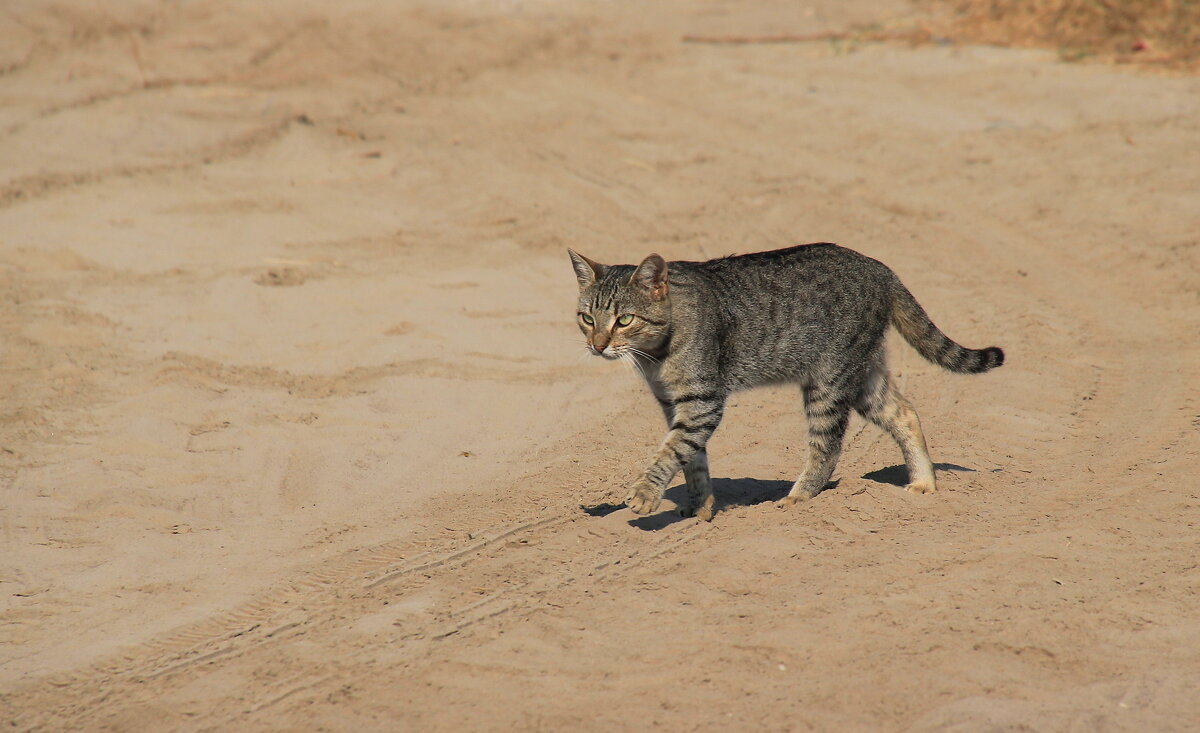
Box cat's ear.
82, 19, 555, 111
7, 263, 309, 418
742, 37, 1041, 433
568, 249, 607, 288
632, 254, 669, 300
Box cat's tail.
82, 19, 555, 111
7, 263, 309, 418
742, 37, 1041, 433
890, 283, 1004, 374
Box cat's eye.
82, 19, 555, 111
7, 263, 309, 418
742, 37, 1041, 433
616, 314, 634, 327
580, 313, 594, 326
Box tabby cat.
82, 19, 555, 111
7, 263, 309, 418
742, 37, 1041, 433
569, 243, 1003, 521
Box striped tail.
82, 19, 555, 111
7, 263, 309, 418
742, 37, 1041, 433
890, 284, 1004, 374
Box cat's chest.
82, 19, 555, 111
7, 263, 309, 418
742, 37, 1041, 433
639, 350, 716, 395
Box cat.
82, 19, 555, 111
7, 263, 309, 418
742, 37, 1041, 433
568, 243, 1003, 522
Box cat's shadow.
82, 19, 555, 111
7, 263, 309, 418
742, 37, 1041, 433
578, 478, 811, 531
631, 478, 809, 530
862, 462, 976, 487
580, 463, 978, 530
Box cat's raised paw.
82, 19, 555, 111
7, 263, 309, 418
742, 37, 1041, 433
624, 479, 663, 515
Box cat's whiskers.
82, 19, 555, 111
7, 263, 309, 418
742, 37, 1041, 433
628, 347, 660, 365
617, 349, 648, 380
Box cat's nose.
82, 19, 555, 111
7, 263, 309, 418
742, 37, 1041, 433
592, 335, 610, 353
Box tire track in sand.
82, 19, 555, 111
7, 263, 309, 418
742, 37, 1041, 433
0, 115, 298, 209
3, 494, 706, 731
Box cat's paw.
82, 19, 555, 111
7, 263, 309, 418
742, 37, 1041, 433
905, 481, 935, 495
624, 479, 663, 515
679, 502, 715, 522
776, 495, 805, 509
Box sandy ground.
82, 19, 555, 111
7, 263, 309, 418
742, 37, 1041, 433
2, 0, 1199, 730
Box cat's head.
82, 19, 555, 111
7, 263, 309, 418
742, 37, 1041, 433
568, 250, 671, 361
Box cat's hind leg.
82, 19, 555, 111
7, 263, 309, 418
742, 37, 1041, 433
779, 384, 852, 507
855, 360, 936, 495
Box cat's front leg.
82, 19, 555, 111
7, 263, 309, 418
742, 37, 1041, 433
624, 477, 663, 515
679, 450, 715, 521
626, 393, 726, 515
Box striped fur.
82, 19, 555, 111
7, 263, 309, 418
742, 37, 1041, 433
569, 243, 1004, 521
891, 286, 1005, 374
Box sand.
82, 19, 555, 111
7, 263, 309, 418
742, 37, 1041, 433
2, 0, 1198, 730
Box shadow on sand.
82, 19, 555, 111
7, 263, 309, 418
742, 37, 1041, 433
581, 477, 825, 531
582, 463, 980, 530
861, 462, 977, 487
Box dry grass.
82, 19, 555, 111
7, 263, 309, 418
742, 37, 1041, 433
930, 0, 1200, 71
685, 3, 1200, 73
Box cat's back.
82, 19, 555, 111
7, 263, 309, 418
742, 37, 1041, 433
666, 243, 897, 388
672, 243, 893, 295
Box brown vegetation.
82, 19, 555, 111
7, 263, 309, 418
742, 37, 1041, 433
933, 0, 1200, 70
